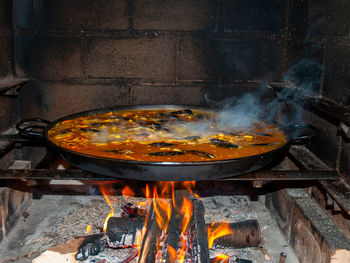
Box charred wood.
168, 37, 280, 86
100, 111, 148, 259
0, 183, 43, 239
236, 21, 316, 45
279, 252, 287, 263
209, 220, 261, 248
137, 204, 162, 263
192, 197, 210, 263
75, 233, 106, 261
165, 190, 193, 262
106, 217, 143, 248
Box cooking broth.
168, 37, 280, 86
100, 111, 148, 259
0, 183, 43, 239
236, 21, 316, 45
47, 109, 287, 162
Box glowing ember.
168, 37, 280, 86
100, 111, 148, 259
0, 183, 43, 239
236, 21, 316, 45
167, 245, 177, 262
98, 182, 231, 262
122, 185, 135, 200
207, 222, 233, 249
214, 253, 230, 263
85, 224, 92, 234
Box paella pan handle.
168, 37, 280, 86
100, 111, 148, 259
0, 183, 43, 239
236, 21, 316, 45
16, 118, 51, 139
285, 124, 318, 145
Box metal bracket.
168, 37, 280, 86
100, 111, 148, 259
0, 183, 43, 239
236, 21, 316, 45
339, 122, 350, 139
0, 77, 29, 97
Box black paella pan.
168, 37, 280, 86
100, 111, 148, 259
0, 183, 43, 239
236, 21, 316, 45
16, 104, 317, 181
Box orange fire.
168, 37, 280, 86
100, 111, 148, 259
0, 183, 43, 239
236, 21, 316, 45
99, 185, 115, 232
153, 185, 172, 231
207, 222, 233, 249
167, 245, 177, 262
85, 224, 92, 234
214, 254, 230, 263
180, 197, 193, 235
182, 181, 198, 197
122, 185, 135, 199
99, 181, 208, 261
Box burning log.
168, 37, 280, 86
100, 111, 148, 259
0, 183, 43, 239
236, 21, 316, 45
75, 233, 106, 261
192, 197, 210, 263
208, 220, 261, 248
164, 190, 195, 262
106, 217, 143, 248
138, 203, 163, 263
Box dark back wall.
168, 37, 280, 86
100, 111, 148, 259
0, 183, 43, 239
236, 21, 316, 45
15, 0, 287, 120
3, 0, 350, 176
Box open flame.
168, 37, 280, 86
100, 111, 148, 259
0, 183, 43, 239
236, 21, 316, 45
214, 253, 230, 263
207, 222, 233, 249
122, 185, 135, 200
98, 181, 234, 262
85, 224, 92, 234
99, 185, 115, 232
153, 185, 172, 231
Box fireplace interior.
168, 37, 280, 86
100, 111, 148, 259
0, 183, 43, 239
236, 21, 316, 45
1, 0, 350, 262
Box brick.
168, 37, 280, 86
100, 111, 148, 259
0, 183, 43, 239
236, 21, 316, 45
43, 0, 128, 30
16, 36, 83, 80
19, 82, 131, 120
134, 0, 216, 31
323, 42, 350, 105
0, 36, 12, 77
265, 191, 294, 240
340, 140, 350, 177
223, 0, 285, 32
301, 109, 339, 170
0, 0, 12, 34
308, 0, 350, 36
268, 188, 350, 263
0, 98, 14, 131
86, 38, 175, 80
178, 39, 281, 81
289, 189, 350, 263
0, 0, 12, 78
0, 187, 31, 242
130, 85, 204, 105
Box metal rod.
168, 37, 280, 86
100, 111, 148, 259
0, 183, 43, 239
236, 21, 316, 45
0, 141, 14, 158
0, 169, 339, 181
320, 180, 350, 215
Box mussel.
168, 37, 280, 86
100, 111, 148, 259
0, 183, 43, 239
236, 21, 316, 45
59, 129, 71, 135
80, 127, 100, 133
219, 131, 240, 136
253, 132, 272, 137
170, 109, 193, 116
136, 133, 150, 137
148, 142, 176, 147
103, 149, 134, 154
182, 136, 201, 141
184, 150, 215, 159
148, 151, 185, 156
250, 142, 279, 146
210, 138, 239, 149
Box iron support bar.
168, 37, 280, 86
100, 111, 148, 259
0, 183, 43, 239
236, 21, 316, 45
0, 77, 29, 96
0, 141, 14, 158
320, 180, 350, 215
0, 169, 339, 181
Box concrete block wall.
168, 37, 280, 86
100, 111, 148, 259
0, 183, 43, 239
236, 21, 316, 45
14, 0, 287, 120
292, 0, 350, 176
0, 0, 15, 132
0, 0, 12, 77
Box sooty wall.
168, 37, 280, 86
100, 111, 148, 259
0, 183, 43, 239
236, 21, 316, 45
10, 0, 350, 176
16, 0, 287, 120
290, 0, 350, 175
0, 0, 15, 132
